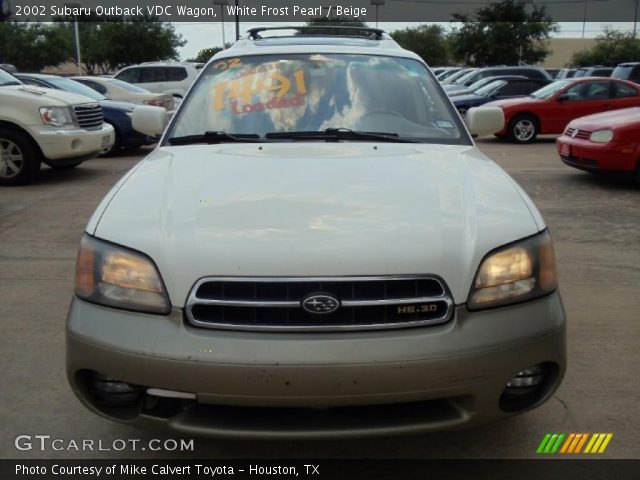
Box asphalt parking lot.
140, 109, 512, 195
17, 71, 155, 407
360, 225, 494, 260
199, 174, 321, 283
1, 137, 638, 459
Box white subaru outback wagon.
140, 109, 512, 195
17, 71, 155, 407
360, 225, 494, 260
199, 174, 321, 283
66, 27, 566, 437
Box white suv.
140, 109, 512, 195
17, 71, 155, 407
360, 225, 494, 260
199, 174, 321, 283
113, 62, 200, 102
0, 69, 114, 185
67, 27, 566, 437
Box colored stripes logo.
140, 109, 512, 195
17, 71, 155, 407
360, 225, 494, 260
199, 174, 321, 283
537, 433, 613, 454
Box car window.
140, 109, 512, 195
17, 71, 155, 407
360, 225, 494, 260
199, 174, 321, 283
167, 67, 188, 81
495, 81, 535, 96
613, 81, 637, 98
592, 69, 613, 77
475, 80, 506, 96
82, 80, 108, 95
19, 77, 48, 88
169, 53, 468, 144
0, 68, 22, 86
530, 80, 571, 99
47, 77, 106, 101
562, 81, 610, 101
115, 68, 140, 83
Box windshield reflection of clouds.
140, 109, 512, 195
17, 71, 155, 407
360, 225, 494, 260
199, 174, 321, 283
172, 54, 462, 141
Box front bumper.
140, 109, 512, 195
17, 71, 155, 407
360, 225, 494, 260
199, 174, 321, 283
557, 136, 637, 172
66, 292, 566, 438
32, 123, 115, 161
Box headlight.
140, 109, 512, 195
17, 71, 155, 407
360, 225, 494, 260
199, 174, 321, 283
589, 130, 613, 143
468, 230, 558, 310
40, 106, 75, 127
74, 234, 171, 314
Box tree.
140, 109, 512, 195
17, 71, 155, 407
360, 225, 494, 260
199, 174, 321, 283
391, 24, 450, 66
187, 46, 231, 64
572, 28, 640, 67
0, 22, 72, 71
54, 15, 186, 74
449, 0, 558, 66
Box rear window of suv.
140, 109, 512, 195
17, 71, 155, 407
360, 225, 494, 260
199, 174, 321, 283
168, 53, 469, 145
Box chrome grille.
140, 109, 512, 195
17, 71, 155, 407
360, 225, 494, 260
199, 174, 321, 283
565, 127, 591, 139
73, 103, 103, 130
185, 276, 454, 332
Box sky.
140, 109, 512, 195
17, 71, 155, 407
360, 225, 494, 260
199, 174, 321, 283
175, 21, 640, 60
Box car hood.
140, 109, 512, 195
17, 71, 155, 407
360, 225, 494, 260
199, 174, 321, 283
568, 106, 640, 130
90, 143, 542, 306
1, 85, 97, 106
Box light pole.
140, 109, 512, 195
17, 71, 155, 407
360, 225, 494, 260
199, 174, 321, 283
370, 0, 385, 28
213, 0, 228, 47
234, 0, 240, 40
634, 0, 639, 38
581, 0, 588, 38
65, 3, 82, 74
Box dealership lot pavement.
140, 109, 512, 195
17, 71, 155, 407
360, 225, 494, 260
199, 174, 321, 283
1, 138, 638, 459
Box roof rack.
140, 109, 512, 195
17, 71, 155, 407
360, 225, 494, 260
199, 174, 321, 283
246, 26, 386, 40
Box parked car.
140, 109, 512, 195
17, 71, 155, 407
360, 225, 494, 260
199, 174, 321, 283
557, 107, 640, 183
573, 66, 613, 78
555, 68, 577, 80
440, 67, 477, 84
71, 76, 174, 110
0, 69, 114, 185
436, 67, 465, 81
453, 78, 550, 117
487, 77, 640, 143
545, 68, 560, 79
444, 66, 552, 94
66, 27, 566, 437
448, 75, 528, 97
112, 62, 200, 101
15, 74, 155, 156
612, 62, 640, 84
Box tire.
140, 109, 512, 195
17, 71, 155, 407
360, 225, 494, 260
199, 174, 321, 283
634, 161, 640, 186
0, 127, 41, 186
48, 160, 83, 170
508, 114, 539, 144
457, 106, 469, 118
100, 123, 121, 157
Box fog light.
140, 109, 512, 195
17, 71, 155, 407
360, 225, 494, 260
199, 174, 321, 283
89, 372, 143, 407
506, 365, 545, 391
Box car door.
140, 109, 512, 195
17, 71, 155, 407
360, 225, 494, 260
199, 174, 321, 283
609, 80, 640, 110
551, 80, 613, 132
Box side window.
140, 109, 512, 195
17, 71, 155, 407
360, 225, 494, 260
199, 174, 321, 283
139, 67, 165, 83
84, 80, 107, 95
583, 81, 611, 100
115, 68, 140, 83
496, 82, 531, 96
613, 82, 638, 98
167, 67, 188, 82
632, 66, 640, 82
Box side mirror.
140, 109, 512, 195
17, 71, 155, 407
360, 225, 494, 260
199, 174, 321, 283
132, 105, 169, 137
465, 106, 505, 137
557, 93, 570, 102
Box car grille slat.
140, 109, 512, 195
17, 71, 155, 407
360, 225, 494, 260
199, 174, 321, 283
186, 276, 453, 332
565, 127, 591, 140
73, 103, 104, 130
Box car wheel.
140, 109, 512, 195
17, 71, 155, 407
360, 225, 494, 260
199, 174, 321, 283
100, 123, 121, 157
634, 160, 640, 186
0, 127, 41, 186
508, 114, 539, 144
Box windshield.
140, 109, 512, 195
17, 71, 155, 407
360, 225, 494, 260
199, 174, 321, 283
475, 80, 507, 96
530, 80, 571, 99
0, 68, 22, 86
168, 54, 467, 144
47, 77, 105, 101
454, 70, 479, 86
108, 79, 149, 93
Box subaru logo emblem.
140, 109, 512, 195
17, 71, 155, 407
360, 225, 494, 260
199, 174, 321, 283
302, 295, 339, 314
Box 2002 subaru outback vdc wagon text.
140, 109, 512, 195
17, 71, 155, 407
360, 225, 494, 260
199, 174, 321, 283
66, 27, 566, 438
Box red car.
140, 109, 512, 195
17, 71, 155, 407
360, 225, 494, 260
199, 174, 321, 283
486, 77, 640, 143
556, 107, 640, 183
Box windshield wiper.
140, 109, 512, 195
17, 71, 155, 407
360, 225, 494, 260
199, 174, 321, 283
265, 128, 419, 143
167, 131, 261, 145
1, 81, 22, 86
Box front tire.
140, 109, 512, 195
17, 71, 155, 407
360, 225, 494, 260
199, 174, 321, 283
0, 127, 41, 186
508, 114, 539, 144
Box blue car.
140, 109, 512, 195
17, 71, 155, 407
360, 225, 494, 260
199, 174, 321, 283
452, 78, 550, 117
15, 73, 155, 156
